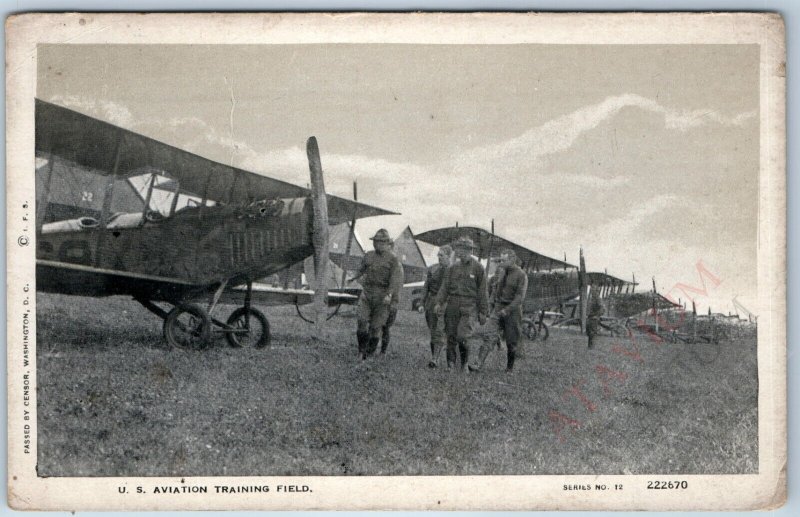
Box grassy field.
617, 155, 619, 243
36, 292, 757, 477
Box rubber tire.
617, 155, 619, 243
164, 303, 211, 350
225, 307, 270, 349
538, 321, 550, 341
522, 318, 538, 340
611, 322, 631, 338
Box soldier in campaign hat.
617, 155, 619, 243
379, 239, 403, 355
349, 228, 404, 359
434, 236, 489, 370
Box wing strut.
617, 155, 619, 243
487, 218, 496, 266
36, 151, 55, 234
94, 131, 124, 267
340, 182, 359, 289
578, 248, 587, 334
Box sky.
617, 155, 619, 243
37, 44, 760, 315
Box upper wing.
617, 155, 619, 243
414, 226, 574, 271
585, 272, 636, 289
605, 292, 682, 318
36, 99, 397, 225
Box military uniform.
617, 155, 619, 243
423, 262, 448, 367
491, 264, 528, 371
435, 244, 488, 370
353, 231, 404, 358
586, 293, 604, 349
378, 244, 405, 355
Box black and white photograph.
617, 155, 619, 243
6, 12, 786, 511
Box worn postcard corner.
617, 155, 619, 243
6, 11, 786, 511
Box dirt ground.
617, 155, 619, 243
36, 292, 757, 477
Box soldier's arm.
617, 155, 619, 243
422, 268, 433, 305
477, 265, 489, 317
349, 255, 368, 282
506, 270, 529, 311
485, 277, 496, 312
435, 267, 451, 308
390, 257, 404, 302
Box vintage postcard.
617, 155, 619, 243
6, 12, 785, 511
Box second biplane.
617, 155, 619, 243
35, 99, 396, 349
413, 225, 638, 340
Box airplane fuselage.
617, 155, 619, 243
36, 197, 314, 302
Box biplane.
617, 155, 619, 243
601, 290, 698, 340
413, 225, 641, 340
553, 270, 639, 334
35, 99, 396, 349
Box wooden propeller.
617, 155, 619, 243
307, 137, 329, 338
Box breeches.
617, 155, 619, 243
444, 300, 478, 343
425, 306, 446, 345
475, 306, 521, 352
357, 292, 391, 338
443, 299, 479, 365
497, 306, 522, 353
587, 318, 600, 337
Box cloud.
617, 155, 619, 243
540, 174, 629, 189
450, 93, 757, 180
665, 108, 757, 132
47, 95, 135, 127
595, 194, 680, 238
44, 92, 755, 203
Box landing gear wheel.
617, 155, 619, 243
164, 303, 211, 350
538, 321, 550, 341
225, 307, 270, 348
522, 318, 549, 341
610, 321, 631, 338
522, 318, 538, 340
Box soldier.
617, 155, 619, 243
349, 229, 404, 360
434, 237, 488, 370
470, 249, 528, 373
586, 289, 604, 349
379, 241, 405, 355
468, 260, 504, 371
423, 244, 452, 368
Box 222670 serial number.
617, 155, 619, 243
647, 481, 688, 489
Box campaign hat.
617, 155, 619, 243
370, 228, 392, 242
